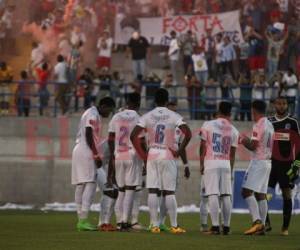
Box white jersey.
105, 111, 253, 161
250, 117, 274, 160
137, 107, 185, 160
108, 109, 140, 158
200, 118, 239, 169
75, 106, 102, 146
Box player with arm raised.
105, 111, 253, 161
108, 93, 144, 231
267, 96, 300, 236
240, 100, 274, 235
130, 88, 192, 234
199, 102, 239, 235
71, 97, 115, 231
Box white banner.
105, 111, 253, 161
115, 10, 244, 46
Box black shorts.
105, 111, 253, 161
268, 160, 292, 189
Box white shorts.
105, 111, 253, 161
242, 160, 271, 194
71, 143, 97, 185
204, 168, 232, 196
115, 153, 142, 188
200, 175, 207, 197
146, 159, 177, 191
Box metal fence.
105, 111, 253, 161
0, 80, 299, 120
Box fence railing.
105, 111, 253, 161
0, 80, 299, 120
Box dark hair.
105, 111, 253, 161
218, 101, 232, 116
20, 70, 27, 79
252, 100, 266, 114
42, 62, 48, 71
126, 92, 141, 106
287, 67, 294, 74
120, 16, 140, 31
57, 54, 64, 62
276, 95, 288, 102
98, 97, 116, 108
155, 88, 169, 106
170, 30, 176, 36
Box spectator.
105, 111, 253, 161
220, 36, 236, 80
168, 30, 180, 87
191, 46, 208, 85
245, 28, 265, 75
1, 5, 15, 53
296, 35, 300, 78
282, 68, 298, 115
238, 36, 250, 75
252, 73, 268, 100
204, 78, 218, 120
30, 42, 45, 71
202, 28, 215, 78
110, 71, 123, 108
238, 72, 252, 121
54, 55, 69, 115
58, 34, 71, 60
220, 75, 234, 101
70, 25, 87, 47
161, 73, 177, 101
185, 74, 204, 120
214, 33, 224, 81
96, 30, 113, 70
67, 41, 82, 85
0, 61, 13, 115
36, 63, 50, 116
270, 71, 283, 101
127, 31, 150, 80
15, 71, 31, 117
179, 30, 197, 75
78, 68, 94, 110
265, 28, 288, 80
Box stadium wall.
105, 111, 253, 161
0, 117, 252, 205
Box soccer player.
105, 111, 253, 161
240, 100, 274, 235
131, 88, 192, 234
267, 96, 300, 236
71, 97, 115, 231
108, 93, 144, 231
158, 101, 191, 232
96, 139, 118, 232
200, 101, 239, 235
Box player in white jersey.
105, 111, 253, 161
96, 139, 118, 232
200, 102, 239, 235
240, 100, 274, 235
130, 88, 192, 234
108, 93, 145, 231
158, 101, 191, 232
71, 97, 115, 231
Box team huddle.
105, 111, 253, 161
71, 88, 300, 236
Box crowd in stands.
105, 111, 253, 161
0, 0, 299, 120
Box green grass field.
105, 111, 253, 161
0, 211, 299, 250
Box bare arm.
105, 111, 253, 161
177, 124, 192, 157
86, 127, 102, 168
200, 139, 206, 175
130, 125, 148, 161
241, 136, 259, 151
230, 146, 236, 172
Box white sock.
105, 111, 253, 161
221, 196, 232, 227
200, 196, 208, 226
75, 184, 84, 220
122, 190, 135, 223
115, 191, 125, 224
258, 199, 268, 225
208, 195, 220, 226
131, 190, 142, 224
99, 195, 115, 225
148, 193, 159, 227
245, 196, 261, 222
81, 182, 96, 220
165, 195, 178, 227
159, 196, 167, 225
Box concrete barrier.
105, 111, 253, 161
0, 117, 253, 205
